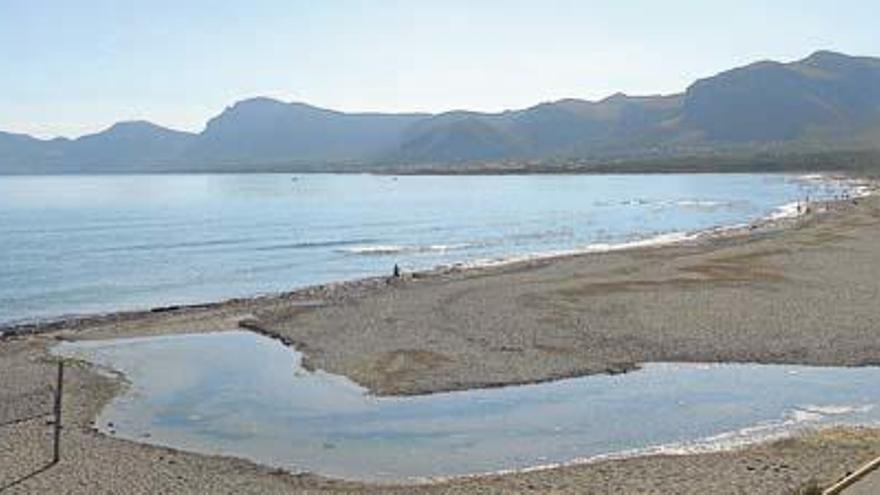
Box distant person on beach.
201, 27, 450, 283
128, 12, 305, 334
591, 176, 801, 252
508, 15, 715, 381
393, 264, 400, 278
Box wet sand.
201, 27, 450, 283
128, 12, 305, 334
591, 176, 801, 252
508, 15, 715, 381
3, 187, 880, 493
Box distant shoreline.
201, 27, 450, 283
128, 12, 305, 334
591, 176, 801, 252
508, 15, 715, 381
2, 148, 880, 177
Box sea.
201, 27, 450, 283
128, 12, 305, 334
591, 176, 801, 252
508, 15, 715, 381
0, 173, 858, 325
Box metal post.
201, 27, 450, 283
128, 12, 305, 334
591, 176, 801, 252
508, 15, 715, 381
52, 361, 63, 465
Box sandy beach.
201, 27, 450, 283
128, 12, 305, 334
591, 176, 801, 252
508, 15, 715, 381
3, 185, 880, 493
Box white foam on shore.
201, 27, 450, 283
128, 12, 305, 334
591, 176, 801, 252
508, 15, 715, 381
332, 174, 873, 278
797, 173, 829, 182
341, 243, 471, 255
439, 174, 874, 274
769, 174, 876, 222
442, 230, 701, 272
798, 404, 875, 416
341, 245, 408, 255
616, 199, 731, 209
794, 173, 875, 198
673, 199, 730, 208
853, 182, 875, 198
768, 201, 803, 220
423, 401, 878, 485
641, 403, 878, 457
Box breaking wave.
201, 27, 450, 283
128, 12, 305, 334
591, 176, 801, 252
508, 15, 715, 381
340, 243, 472, 255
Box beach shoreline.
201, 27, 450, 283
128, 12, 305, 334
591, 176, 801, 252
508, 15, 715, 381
3, 175, 880, 493
2, 173, 872, 339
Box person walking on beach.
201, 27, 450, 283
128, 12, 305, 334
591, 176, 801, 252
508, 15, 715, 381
393, 264, 400, 278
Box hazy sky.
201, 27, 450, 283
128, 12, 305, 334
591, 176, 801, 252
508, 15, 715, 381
2, 0, 877, 138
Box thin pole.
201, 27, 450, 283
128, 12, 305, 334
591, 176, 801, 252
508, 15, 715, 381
52, 361, 64, 465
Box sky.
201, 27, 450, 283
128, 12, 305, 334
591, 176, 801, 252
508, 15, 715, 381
1, 0, 878, 138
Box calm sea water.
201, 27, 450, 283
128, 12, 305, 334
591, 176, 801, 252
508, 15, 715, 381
0, 173, 850, 325
54, 331, 880, 482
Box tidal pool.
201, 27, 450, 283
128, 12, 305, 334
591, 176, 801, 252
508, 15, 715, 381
54, 331, 880, 482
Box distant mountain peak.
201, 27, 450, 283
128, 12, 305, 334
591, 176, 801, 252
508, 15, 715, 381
233, 96, 285, 106
224, 97, 288, 113
746, 59, 786, 71
87, 120, 192, 140
802, 50, 851, 63
551, 98, 588, 105
219, 97, 339, 121
106, 120, 164, 132
601, 92, 629, 103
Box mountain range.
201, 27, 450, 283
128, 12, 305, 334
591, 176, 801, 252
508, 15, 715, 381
3, 50, 880, 174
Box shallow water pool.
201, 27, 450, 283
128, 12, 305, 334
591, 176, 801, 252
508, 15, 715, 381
54, 331, 880, 482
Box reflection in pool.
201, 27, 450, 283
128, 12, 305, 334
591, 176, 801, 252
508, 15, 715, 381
54, 331, 880, 482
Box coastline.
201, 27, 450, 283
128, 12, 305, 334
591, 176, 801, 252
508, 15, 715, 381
1, 173, 871, 337
3, 176, 880, 493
